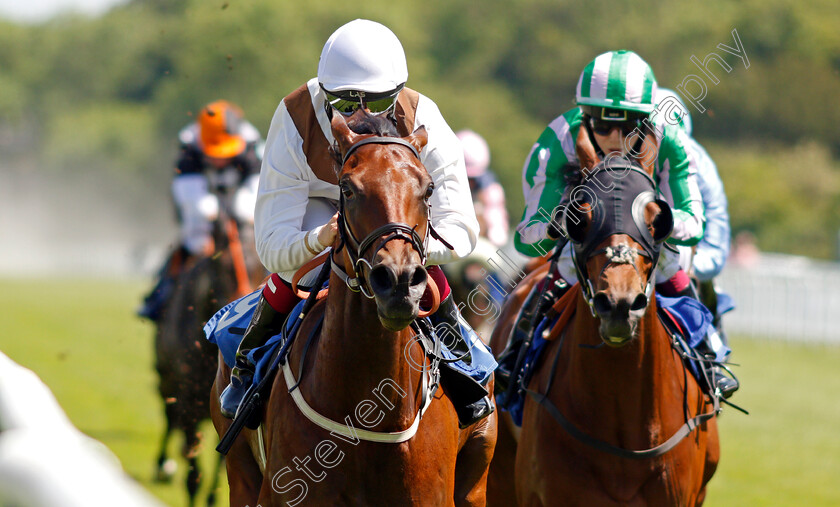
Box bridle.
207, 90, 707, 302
526, 162, 717, 459
572, 237, 658, 317
330, 135, 451, 298
565, 162, 672, 315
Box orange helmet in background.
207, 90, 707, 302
198, 100, 247, 158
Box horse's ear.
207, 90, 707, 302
407, 126, 428, 154
330, 112, 363, 156
645, 199, 674, 243
636, 130, 659, 177
575, 122, 601, 171
563, 201, 592, 244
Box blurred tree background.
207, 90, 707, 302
2, 0, 839, 260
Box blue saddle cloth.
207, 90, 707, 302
204, 289, 303, 385
499, 293, 727, 427
204, 289, 497, 389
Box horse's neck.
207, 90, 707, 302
308, 273, 423, 425
564, 295, 676, 410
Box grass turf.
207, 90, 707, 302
1, 276, 838, 506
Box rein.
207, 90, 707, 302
224, 218, 254, 298
524, 326, 719, 459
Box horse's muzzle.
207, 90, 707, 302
368, 262, 427, 331
593, 291, 647, 346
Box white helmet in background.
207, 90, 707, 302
655, 88, 693, 137
456, 130, 490, 178
318, 19, 408, 94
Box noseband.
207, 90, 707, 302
331, 136, 449, 298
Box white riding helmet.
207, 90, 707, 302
318, 19, 408, 94
456, 130, 491, 178
655, 88, 693, 137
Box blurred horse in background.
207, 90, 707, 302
154, 166, 265, 506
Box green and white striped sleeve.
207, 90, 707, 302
514, 109, 581, 257
657, 124, 705, 246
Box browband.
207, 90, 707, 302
342, 136, 420, 165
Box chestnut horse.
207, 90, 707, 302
211, 110, 497, 506
489, 156, 719, 506
155, 171, 264, 506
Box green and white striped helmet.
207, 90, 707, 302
576, 50, 658, 115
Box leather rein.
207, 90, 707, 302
525, 324, 719, 460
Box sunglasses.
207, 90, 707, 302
589, 116, 643, 136
323, 85, 402, 116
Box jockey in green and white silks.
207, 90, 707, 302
511, 50, 739, 399
515, 50, 704, 290
655, 88, 730, 282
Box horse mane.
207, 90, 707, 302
330, 111, 400, 167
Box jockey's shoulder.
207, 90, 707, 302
178, 122, 200, 148
651, 118, 688, 146
555, 107, 585, 129
238, 120, 262, 144
540, 107, 584, 143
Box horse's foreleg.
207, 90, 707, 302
154, 404, 177, 482
212, 359, 262, 506
485, 409, 519, 507
698, 415, 720, 506
182, 425, 202, 507
454, 382, 498, 507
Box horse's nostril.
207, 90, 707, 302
592, 292, 613, 316
631, 293, 648, 311
409, 266, 428, 288
369, 264, 397, 295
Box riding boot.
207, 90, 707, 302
432, 295, 495, 428
669, 282, 739, 399
219, 294, 288, 418
495, 275, 569, 395
494, 287, 541, 395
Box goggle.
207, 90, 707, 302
587, 107, 646, 136
322, 84, 403, 116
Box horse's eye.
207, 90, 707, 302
424, 183, 434, 200
341, 184, 354, 200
